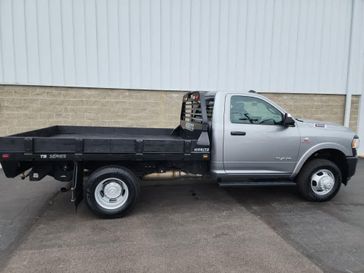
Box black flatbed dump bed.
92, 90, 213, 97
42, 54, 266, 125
0, 92, 213, 179
0, 125, 209, 161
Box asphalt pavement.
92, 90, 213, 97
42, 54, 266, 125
0, 170, 62, 270
225, 160, 364, 273
0, 160, 363, 273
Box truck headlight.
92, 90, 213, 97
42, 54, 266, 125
352, 137, 360, 149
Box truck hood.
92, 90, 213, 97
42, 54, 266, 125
296, 118, 354, 133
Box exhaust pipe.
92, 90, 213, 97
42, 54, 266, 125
143, 170, 202, 180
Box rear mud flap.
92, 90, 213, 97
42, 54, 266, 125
71, 162, 84, 210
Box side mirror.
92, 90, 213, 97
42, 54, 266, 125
283, 113, 295, 127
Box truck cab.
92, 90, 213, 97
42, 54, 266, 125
209, 91, 358, 200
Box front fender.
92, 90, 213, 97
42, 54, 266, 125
291, 142, 350, 178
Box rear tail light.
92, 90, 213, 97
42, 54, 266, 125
2, 154, 10, 160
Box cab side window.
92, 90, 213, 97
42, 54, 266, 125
230, 96, 283, 125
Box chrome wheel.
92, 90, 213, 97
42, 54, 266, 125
310, 169, 335, 195
94, 178, 129, 210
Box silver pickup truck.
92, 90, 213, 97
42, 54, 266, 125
0, 91, 359, 218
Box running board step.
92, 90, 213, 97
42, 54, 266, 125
218, 181, 296, 187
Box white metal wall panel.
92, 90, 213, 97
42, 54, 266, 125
348, 0, 364, 94
0, 0, 363, 94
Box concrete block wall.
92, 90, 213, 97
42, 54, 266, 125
350, 95, 360, 131
265, 93, 360, 132
0, 86, 184, 136
0, 85, 360, 136
265, 93, 344, 123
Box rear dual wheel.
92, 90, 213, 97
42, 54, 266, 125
85, 166, 140, 218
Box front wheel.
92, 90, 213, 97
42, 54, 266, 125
85, 166, 140, 218
296, 159, 342, 202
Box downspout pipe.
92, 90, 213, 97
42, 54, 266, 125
358, 90, 364, 156
344, 94, 352, 128
344, 0, 355, 128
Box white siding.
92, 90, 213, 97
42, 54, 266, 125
0, 0, 363, 94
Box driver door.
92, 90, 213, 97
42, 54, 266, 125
223, 94, 300, 175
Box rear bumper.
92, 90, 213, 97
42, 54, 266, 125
346, 156, 358, 181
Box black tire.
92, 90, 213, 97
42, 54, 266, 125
296, 159, 342, 202
85, 166, 140, 218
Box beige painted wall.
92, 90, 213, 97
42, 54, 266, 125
0, 85, 359, 136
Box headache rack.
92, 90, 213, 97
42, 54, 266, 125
180, 92, 213, 130
174, 91, 214, 146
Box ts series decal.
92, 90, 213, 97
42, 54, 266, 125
40, 154, 67, 159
